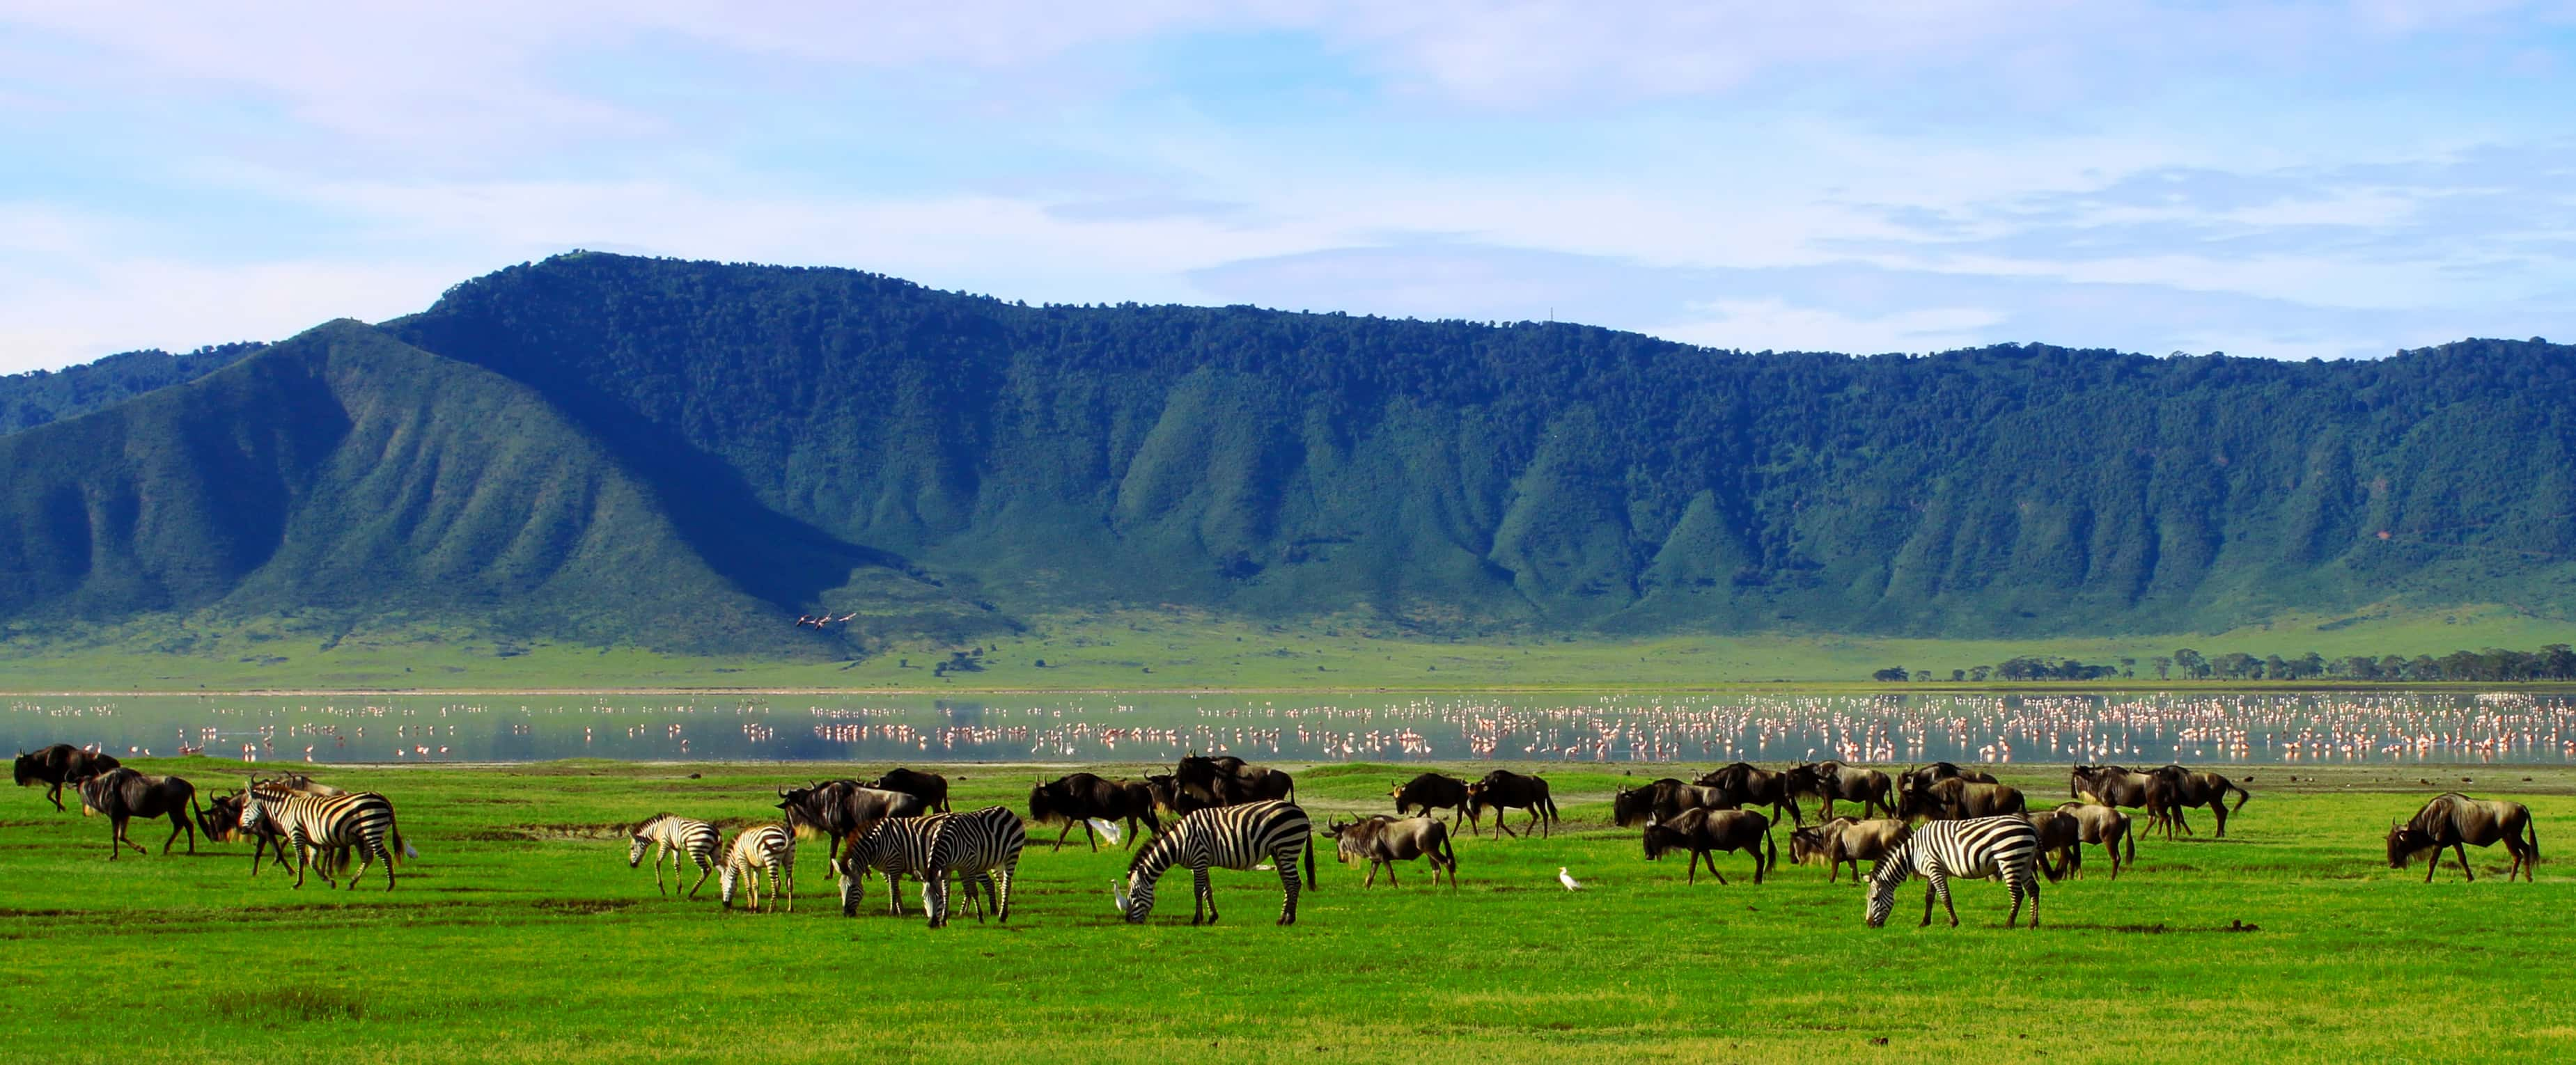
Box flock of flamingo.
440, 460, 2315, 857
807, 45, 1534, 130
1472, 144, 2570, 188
8, 691, 2575, 766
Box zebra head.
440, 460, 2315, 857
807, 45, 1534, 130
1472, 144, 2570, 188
836, 857, 864, 916
1863, 851, 1907, 928
627, 833, 653, 868
1116, 871, 1152, 923
719, 862, 740, 908
237, 779, 272, 835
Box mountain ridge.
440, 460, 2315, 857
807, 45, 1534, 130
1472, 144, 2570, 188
4, 251, 2572, 659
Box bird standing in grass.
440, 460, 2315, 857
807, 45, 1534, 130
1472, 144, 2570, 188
1559, 867, 1585, 891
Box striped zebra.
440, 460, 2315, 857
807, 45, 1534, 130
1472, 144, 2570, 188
720, 823, 795, 913
834, 813, 951, 918
628, 814, 720, 899
1114, 799, 1315, 926
926, 806, 1028, 928
237, 780, 416, 891
1864, 815, 2041, 929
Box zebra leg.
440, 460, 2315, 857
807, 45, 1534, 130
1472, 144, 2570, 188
1191, 866, 1212, 925
291, 838, 311, 889
772, 864, 788, 913
884, 871, 905, 916
1933, 871, 1959, 926
997, 867, 1016, 923
687, 856, 713, 899
349, 845, 377, 890
382, 842, 398, 890
1919, 878, 1937, 926
1276, 849, 1302, 925
654, 843, 671, 896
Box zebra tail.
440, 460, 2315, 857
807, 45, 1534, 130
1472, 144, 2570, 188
1302, 835, 1318, 890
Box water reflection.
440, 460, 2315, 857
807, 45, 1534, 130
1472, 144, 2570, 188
6, 691, 2571, 766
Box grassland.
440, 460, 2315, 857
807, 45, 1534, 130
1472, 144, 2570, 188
6, 601, 2571, 693
3, 757, 2571, 1063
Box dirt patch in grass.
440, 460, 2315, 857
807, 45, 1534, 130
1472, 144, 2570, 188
533, 899, 639, 915
212, 986, 368, 1023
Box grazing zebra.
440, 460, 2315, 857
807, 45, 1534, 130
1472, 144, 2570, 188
720, 823, 795, 913
926, 806, 1028, 928
1864, 815, 2042, 929
628, 814, 721, 899
237, 780, 414, 890
1114, 799, 1316, 926
833, 813, 951, 918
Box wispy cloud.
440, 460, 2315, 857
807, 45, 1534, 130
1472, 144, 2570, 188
3, 1, 2575, 372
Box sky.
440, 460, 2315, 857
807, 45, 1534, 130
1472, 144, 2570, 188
3, 1, 2574, 374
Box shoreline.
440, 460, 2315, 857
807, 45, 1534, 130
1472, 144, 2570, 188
13, 679, 2576, 698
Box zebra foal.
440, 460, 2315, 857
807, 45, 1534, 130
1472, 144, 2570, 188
1114, 800, 1315, 926
720, 823, 795, 913
628, 814, 720, 899
1864, 815, 2041, 929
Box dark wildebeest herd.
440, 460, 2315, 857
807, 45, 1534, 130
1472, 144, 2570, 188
17, 741, 2552, 931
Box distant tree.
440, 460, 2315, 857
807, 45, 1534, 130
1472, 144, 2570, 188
1871, 666, 1910, 682
1950, 669, 1965, 682
2151, 656, 2172, 681
1969, 665, 1992, 682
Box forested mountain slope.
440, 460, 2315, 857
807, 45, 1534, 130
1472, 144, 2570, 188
4, 251, 2571, 656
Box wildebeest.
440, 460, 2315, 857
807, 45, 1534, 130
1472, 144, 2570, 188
1169, 754, 1297, 813
1027, 772, 1162, 851
2150, 764, 2250, 837
14, 745, 122, 812
2387, 792, 2540, 883
256, 773, 347, 797
1465, 770, 1558, 839
1391, 772, 1476, 828
2141, 773, 2197, 840
776, 780, 929, 873
2024, 807, 2086, 881
1694, 762, 1804, 826
1790, 816, 1910, 883
866, 767, 952, 813
1789, 762, 1896, 821
1899, 762, 1997, 799
1641, 807, 1775, 885
1904, 778, 2027, 821
2068, 764, 2157, 808
1326, 815, 1459, 888
1612, 778, 1726, 828
74, 768, 203, 860
2050, 801, 2134, 879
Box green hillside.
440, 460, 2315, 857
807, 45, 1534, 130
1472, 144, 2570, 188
4, 251, 2575, 679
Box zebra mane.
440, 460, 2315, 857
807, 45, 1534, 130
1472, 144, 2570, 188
1125, 823, 1178, 878
632, 812, 675, 835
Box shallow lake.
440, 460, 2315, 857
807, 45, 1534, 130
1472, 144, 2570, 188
8, 690, 2573, 768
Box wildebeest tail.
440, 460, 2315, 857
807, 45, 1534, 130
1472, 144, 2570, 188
1302, 834, 1318, 890
2227, 780, 2251, 812
2527, 820, 2540, 865
1762, 823, 1777, 876
2123, 818, 2136, 865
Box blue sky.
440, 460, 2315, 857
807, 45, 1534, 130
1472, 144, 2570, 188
3, 1, 2573, 374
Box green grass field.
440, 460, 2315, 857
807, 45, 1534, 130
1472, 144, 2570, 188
6, 601, 2571, 693
3, 758, 2571, 1062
